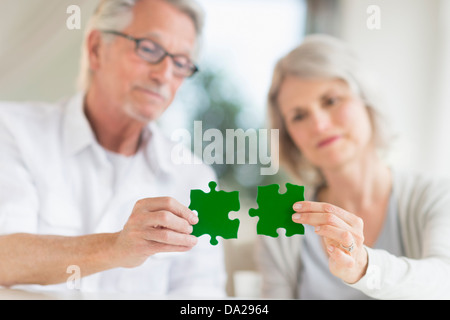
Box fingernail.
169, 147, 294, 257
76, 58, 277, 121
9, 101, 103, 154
292, 213, 301, 221
190, 214, 199, 225
315, 226, 321, 232
189, 235, 198, 246
293, 203, 302, 210
327, 245, 335, 253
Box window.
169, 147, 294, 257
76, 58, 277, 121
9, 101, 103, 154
159, 0, 307, 189
161, 0, 306, 189
160, 0, 307, 132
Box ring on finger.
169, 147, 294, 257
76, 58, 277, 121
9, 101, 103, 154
340, 242, 354, 253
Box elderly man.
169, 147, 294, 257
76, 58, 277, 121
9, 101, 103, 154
0, 0, 225, 297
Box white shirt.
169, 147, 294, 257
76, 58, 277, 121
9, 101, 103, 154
0, 93, 226, 297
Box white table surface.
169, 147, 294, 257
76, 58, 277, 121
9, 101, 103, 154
0, 287, 171, 300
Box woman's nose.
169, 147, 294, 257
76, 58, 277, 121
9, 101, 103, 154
310, 109, 332, 133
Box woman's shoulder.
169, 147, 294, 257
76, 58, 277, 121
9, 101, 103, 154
392, 167, 450, 213
393, 167, 450, 194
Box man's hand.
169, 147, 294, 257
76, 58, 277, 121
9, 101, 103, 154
0, 197, 199, 286
113, 197, 199, 268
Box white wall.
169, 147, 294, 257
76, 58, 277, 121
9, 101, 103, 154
431, 0, 450, 176
0, 0, 97, 102
338, 0, 449, 176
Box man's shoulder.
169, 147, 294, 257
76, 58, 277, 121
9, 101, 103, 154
0, 98, 68, 134
0, 96, 78, 156
0, 99, 63, 119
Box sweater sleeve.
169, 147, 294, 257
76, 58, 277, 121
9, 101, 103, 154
255, 235, 302, 299
347, 247, 450, 299
347, 173, 450, 299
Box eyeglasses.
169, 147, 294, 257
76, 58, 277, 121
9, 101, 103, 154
101, 30, 199, 78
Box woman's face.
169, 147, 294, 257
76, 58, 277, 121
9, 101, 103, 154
277, 76, 374, 171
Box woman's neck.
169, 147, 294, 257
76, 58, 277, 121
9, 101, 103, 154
318, 154, 392, 216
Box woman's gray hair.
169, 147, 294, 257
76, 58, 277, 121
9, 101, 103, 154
77, 0, 205, 92
268, 34, 390, 187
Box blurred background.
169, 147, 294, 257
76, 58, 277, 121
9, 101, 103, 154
1, 0, 449, 297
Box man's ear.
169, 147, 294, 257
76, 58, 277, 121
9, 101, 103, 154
86, 30, 103, 72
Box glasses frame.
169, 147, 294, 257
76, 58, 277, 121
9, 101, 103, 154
101, 30, 199, 78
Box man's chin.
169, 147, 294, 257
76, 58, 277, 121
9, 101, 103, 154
124, 103, 166, 124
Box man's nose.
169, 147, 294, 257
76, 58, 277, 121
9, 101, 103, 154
149, 56, 174, 84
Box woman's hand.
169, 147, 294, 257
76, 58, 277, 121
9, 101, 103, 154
292, 201, 368, 284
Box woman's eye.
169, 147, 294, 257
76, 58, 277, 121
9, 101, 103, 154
292, 113, 306, 122
323, 97, 340, 107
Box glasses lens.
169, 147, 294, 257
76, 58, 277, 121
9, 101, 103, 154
137, 39, 165, 63
137, 39, 197, 77
172, 56, 197, 77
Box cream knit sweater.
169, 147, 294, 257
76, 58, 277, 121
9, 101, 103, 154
256, 169, 450, 299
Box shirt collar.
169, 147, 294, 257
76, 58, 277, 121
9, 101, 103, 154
63, 92, 97, 156
63, 93, 174, 176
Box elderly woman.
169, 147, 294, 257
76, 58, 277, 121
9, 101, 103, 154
257, 34, 450, 299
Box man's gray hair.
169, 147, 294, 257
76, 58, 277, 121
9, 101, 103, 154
77, 0, 205, 92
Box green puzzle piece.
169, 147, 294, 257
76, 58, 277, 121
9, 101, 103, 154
189, 181, 240, 245
249, 183, 305, 237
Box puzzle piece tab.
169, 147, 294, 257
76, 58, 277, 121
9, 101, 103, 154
189, 181, 240, 245
249, 183, 305, 237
